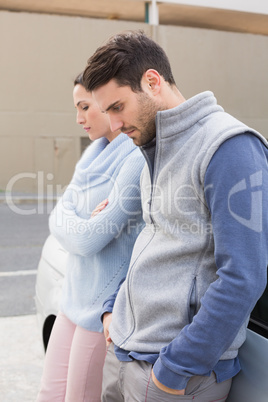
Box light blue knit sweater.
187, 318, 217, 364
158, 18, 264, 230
49, 133, 144, 331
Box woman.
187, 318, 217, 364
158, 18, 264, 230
36, 73, 144, 401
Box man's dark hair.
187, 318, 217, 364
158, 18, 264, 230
83, 30, 176, 92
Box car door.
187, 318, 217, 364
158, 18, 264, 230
227, 268, 268, 401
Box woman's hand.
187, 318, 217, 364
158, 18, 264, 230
151, 369, 185, 395
103, 312, 113, 347
91, 199, 109, 218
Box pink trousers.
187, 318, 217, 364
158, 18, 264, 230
36, 311, 106, 402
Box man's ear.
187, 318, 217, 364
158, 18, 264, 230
141, 69, 161, 95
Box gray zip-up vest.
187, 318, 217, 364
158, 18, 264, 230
109, 91, 266, 360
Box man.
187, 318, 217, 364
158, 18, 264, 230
83, 30, 268, 401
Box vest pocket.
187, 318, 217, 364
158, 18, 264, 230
188, 277, 197, 323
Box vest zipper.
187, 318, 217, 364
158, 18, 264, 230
140, 140, 159, 226
118, 141, 159, 348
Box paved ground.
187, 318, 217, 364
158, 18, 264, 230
0, 315, 44, 402
0, 201, 50, 317
0, 196, 50, 401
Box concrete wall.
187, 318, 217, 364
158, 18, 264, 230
0, 10, 267, 195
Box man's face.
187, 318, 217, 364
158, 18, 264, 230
93, 79, 159, 146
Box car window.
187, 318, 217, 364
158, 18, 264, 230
227, 267, 268, 402
248, 267, 268, 338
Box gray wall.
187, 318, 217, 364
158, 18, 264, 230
0, 10, 267, 194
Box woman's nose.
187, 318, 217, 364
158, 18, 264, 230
76, 111, 85, 125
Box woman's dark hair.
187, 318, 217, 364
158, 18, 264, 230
74, 72, 84, 87
83, 30, 176, 93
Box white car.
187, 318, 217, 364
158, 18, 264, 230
35, 235, 67, 350
35, 235, 268, 401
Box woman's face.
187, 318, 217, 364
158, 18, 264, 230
73, 84, 119, 142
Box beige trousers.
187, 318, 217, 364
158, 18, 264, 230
102, 343, 232, 402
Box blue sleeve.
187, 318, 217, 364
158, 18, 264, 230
49, 150, 144, 257
153, 133, 268, 389
101, 277, 125, 321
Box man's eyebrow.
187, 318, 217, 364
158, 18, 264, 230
104, 100, 121, 113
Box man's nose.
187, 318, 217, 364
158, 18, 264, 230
109, 116, 123, 132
